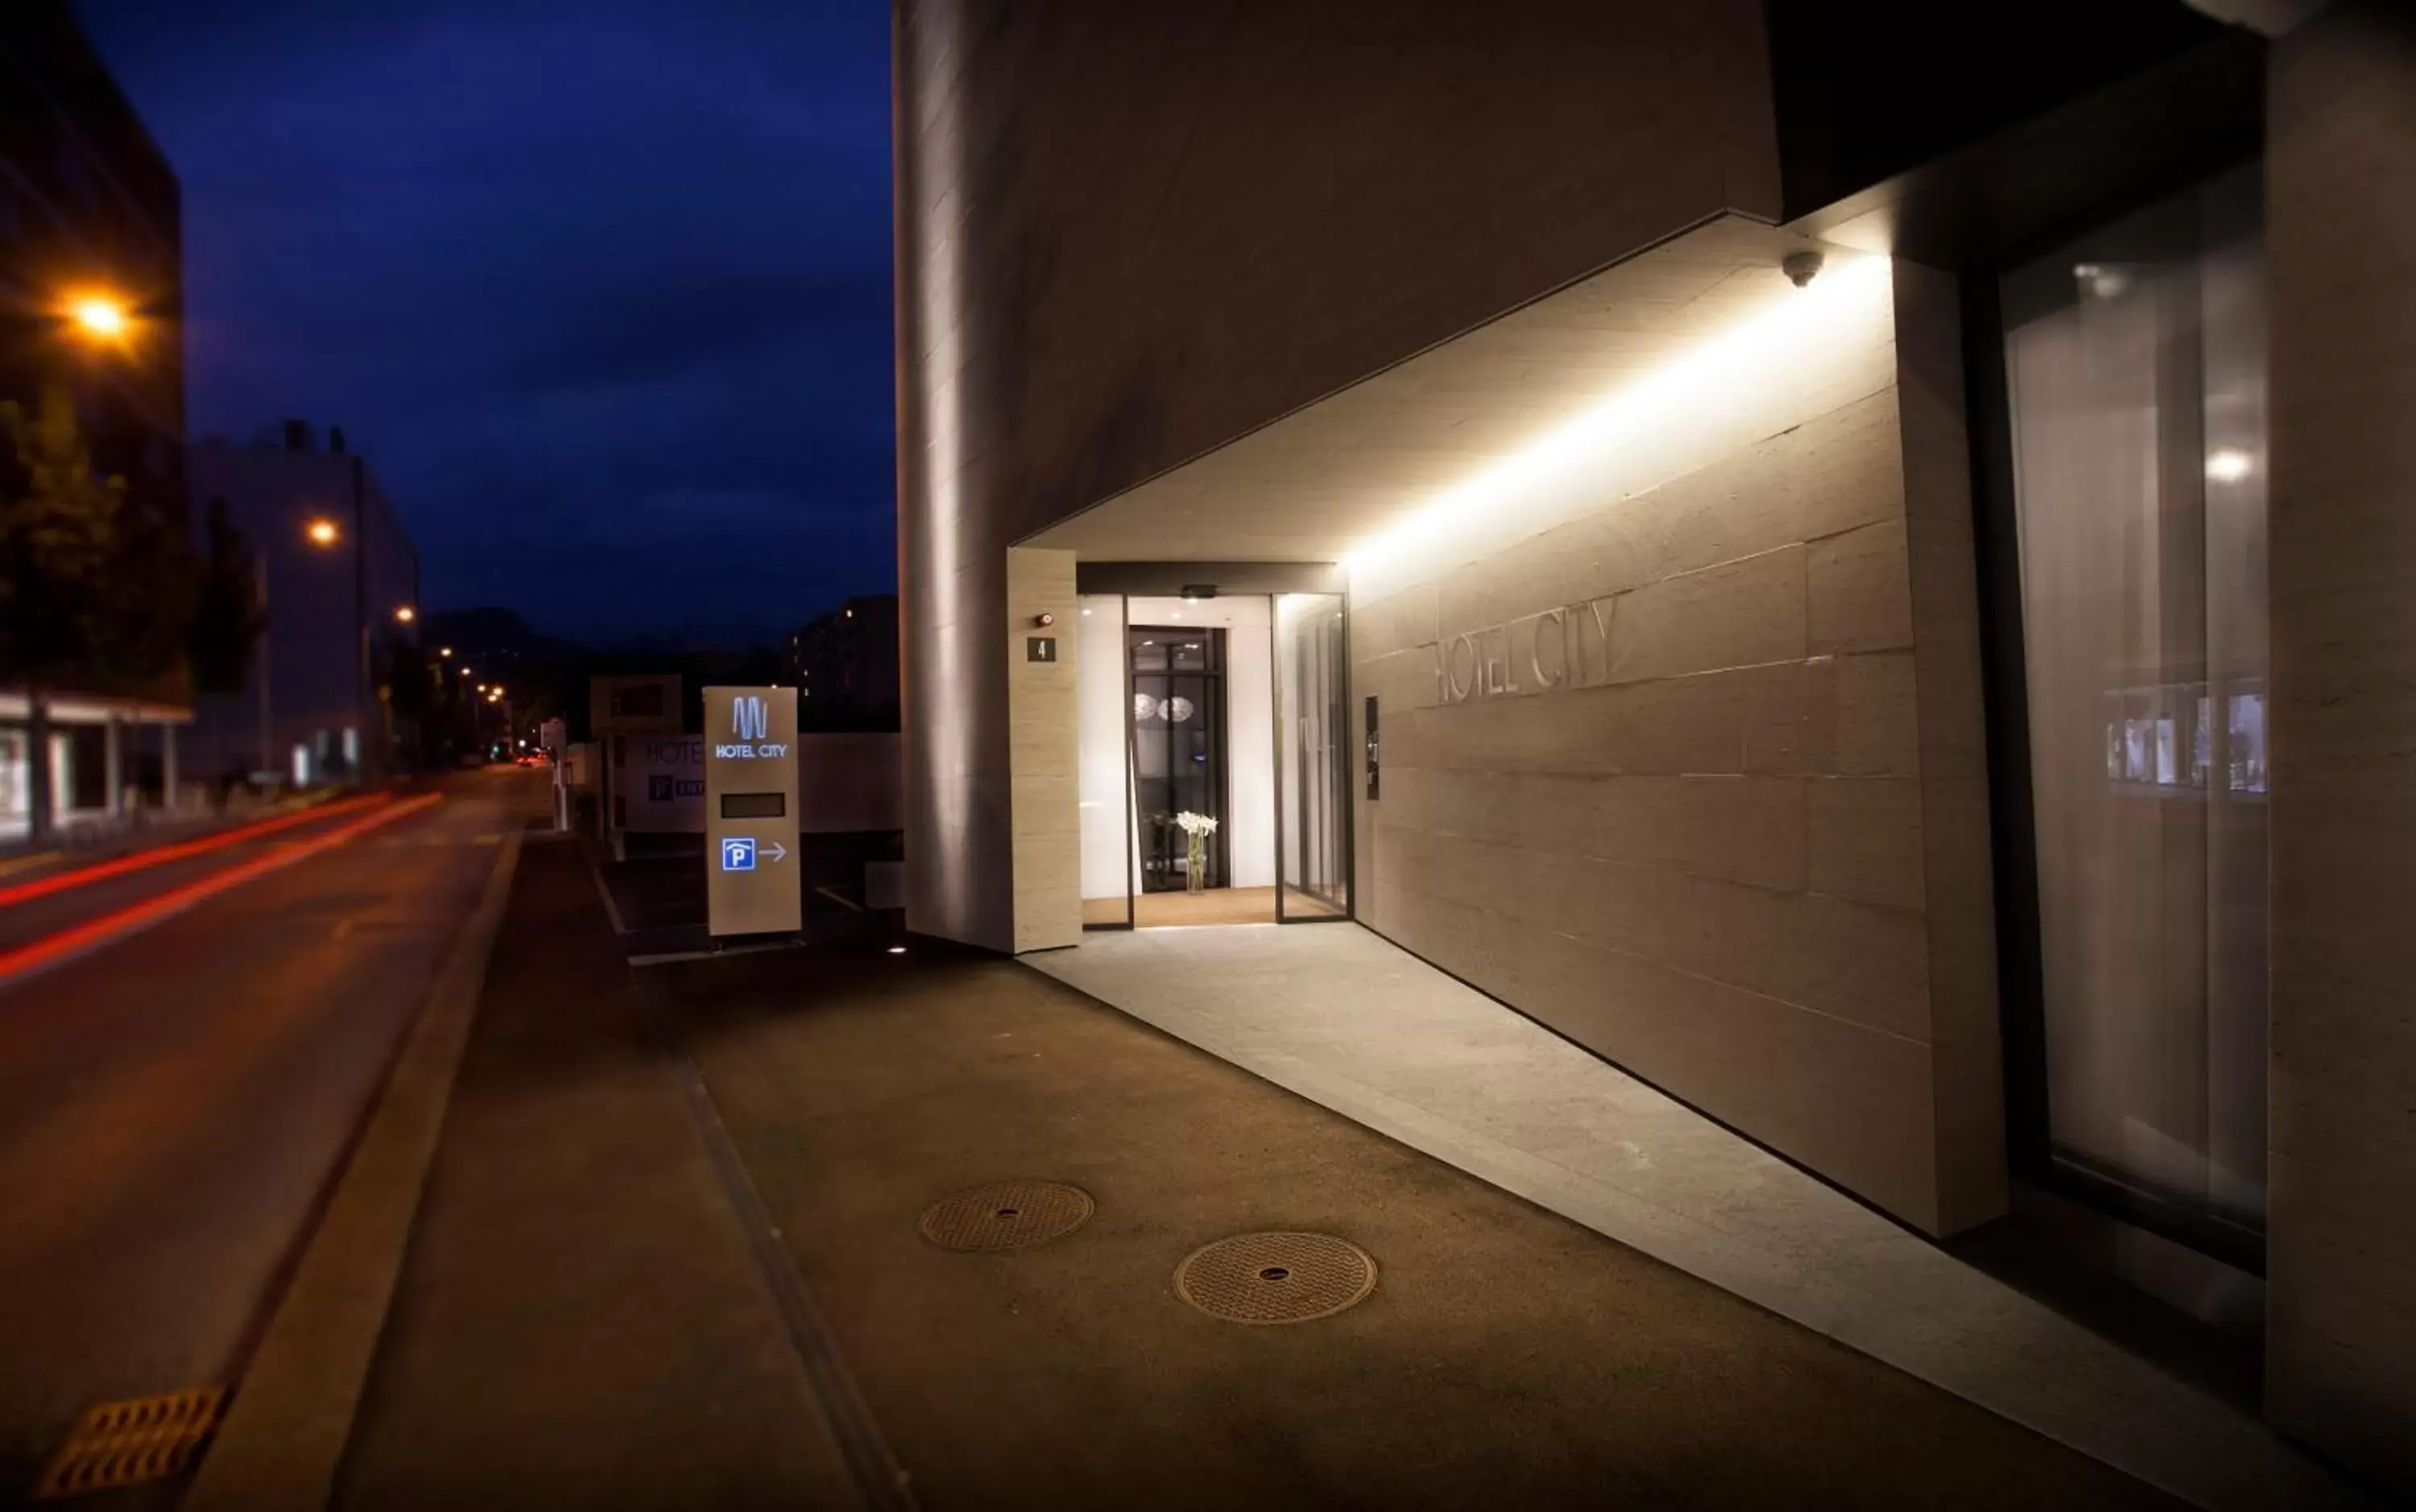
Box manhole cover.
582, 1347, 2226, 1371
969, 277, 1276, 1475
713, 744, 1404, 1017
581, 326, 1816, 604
1173, 1232, 1377, 1324
32, 1386, 225, 1499
919, 1181, 1094, 1252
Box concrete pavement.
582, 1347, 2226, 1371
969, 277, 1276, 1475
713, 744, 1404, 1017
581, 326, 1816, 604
333, 837, 862, 1511
315, 832, 2190, 1510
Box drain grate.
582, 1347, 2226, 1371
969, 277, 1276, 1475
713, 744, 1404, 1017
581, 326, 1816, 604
32, 1386, 225, 1500
1174, 1232, 1377, 1324
919, 1181, 1094, 1252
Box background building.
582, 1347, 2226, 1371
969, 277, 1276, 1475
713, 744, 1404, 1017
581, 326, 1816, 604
788, 593, 899, 729
186, 422, 419, 785
896, 0, 2414, 1493
0, 0, 191, 840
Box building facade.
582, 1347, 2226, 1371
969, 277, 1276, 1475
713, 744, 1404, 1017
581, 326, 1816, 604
895, 0, 2414, 1493
788, 593, 900, 729
186, 423, 420, 786
0, 0, 192, 841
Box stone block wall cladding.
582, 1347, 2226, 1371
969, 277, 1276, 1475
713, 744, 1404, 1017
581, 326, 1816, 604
2265, 2, 2416, 1492
1350, 262, 2003, 1237
1006, 547, 1080, 952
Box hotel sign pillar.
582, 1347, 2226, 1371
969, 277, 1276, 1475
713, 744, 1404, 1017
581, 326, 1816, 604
703, 685, 801, 937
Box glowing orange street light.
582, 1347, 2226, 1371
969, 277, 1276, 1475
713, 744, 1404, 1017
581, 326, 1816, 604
438, 647, 453, 658
64, 291, 130, 342
304, 518, 341, 547
394, 605, 416, 623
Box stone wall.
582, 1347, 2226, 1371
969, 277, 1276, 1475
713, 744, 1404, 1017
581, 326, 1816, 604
1349, 260, 2003, 1235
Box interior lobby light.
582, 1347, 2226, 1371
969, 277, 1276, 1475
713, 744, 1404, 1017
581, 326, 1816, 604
1342, 253, 1893, 585
2206, 448, 2254, 483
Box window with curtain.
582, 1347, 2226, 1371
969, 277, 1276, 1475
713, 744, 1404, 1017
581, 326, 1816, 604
2003, 165, 2268, 1259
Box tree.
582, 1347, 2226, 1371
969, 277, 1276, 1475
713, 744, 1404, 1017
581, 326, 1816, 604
0, 385, 125, 845
189, 497, 266, 699
0, 383, 201, 842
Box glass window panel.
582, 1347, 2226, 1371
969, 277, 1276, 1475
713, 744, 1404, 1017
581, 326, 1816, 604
1275, 593, 1349, 919
2004, 165, 2268, 1250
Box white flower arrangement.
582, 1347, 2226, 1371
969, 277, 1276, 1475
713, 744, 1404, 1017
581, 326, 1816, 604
1173, 811, 1217, 891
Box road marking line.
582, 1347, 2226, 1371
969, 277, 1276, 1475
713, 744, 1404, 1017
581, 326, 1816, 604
182, 827, 522, 1512
0, 793, 391, 911
0, 795, 440, 992
583, 846, 631, 936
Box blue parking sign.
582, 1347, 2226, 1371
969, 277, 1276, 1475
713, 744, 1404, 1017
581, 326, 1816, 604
721, 836, 757, 872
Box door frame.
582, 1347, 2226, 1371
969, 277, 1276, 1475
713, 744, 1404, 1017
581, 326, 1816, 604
1271, 589, 1354, 923
1070, 564, 1356, 927
1127, 619, 1231, 894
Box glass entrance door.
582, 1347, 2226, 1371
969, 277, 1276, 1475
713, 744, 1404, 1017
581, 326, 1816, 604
2000, 165, 2267, 1265
1274, 593, 1349, 920
1130, 625, 1227, 893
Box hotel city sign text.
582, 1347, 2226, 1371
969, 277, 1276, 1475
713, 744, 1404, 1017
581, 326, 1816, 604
1433, 599, 1615, 704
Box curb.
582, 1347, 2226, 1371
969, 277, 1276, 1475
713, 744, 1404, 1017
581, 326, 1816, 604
180, 828, 524, 1511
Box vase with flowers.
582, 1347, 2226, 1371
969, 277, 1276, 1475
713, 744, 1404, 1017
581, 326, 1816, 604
1172, 810, 1218, 894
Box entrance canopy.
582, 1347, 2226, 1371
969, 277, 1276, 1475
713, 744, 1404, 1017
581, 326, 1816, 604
1021, 215, 1858, 576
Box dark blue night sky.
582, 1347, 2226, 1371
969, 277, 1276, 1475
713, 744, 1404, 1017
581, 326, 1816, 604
76, 1, 896, 649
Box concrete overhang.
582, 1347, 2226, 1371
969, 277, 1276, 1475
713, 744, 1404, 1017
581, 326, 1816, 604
1020, 215, 1868, 574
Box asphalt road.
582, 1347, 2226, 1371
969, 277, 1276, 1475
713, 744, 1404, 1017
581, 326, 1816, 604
0, 766, 543, 1502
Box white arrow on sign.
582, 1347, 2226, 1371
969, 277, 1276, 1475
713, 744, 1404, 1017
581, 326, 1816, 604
763, 841, 788, 862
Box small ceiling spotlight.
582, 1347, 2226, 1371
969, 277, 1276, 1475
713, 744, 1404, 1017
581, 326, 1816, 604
1782, 250, 1825, 288
2074, 262, 2130, 300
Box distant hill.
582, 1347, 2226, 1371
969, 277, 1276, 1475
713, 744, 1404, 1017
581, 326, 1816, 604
419, 608, 588, 665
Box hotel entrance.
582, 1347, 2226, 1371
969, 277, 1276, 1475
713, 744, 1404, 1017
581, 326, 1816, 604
1077, 581, 1350, 930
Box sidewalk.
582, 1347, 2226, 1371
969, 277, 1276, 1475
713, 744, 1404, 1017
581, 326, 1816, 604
330, 839, 860, 1510
308, 829, 2200, 1510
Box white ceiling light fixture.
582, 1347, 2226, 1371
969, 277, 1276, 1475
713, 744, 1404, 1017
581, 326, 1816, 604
1343, 253, 1893, 589
2206, 448, 2255, 483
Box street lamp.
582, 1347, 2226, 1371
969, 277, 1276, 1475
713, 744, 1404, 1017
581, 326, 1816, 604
394, 605, 416, 624
65, 293, 130, 341
304, 517, 341, 547
438, 647, 453, 658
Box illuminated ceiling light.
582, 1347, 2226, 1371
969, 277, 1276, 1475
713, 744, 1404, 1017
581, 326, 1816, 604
1343, 253, 1894, 582
887, 944, 907, 955
2205, 448, 2254, 484
2073, 262, 2128, 300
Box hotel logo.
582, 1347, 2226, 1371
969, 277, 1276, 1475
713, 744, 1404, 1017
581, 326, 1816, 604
732, 695, 768, 742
